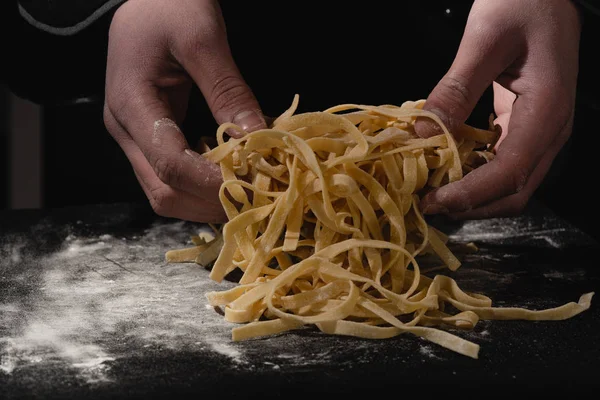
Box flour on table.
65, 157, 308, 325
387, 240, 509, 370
205, 340, 245, 364
61, 239, 110, 258
543, 269, 586, 281
263, 361, 280, 369
448, 215, 578, 248
0, 220, 237, 384
419, 345, 439, 359
10, 243, 23, 264
1, 237, 25, 266
0, 212, 590, 385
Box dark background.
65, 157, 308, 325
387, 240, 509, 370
2, 1, 600, 240
0, 88, 6, 211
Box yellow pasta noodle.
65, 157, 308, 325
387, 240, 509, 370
170, 95, 594, 359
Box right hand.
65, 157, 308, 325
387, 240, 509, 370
103, 0, 266, 223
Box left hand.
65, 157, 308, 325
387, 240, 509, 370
415, 0, 581, 219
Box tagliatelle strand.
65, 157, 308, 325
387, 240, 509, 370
167, 94, 594, 359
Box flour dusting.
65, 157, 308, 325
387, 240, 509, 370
61, 238, 110, 258
543, 269, 586, 281
0, 210, 593, 387
447, 215, 578, 248
152, 118, 180, 146
206, 340, 244, 364
1, 239, 25, 266
0, 220, 237, 384
419, 345, 439, 359
10, 244, 23, 264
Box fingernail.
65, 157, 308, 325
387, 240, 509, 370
233, 110, 266, 133
415, 118, 443, 137
415, 108, 448, 138
422, 204, 449, 215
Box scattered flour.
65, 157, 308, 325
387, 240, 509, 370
206, 341, 244, 364
0, 213, 590, 385
448, 215, 575, 248
544, 271, 565, 279
543, 269, 586, 281
276, 354, 296, 360
11, 244, 23, 264
419, 345, 438, 359
60, 239, 110, 258
0, 220, 238, 384
152, 118, 180, 146
263, 361, 280, 369
1, 239, 25, 266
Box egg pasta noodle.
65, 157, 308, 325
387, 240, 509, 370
166, 95, 593, 359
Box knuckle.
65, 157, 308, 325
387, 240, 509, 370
153, 156, 182, 188
148, 187, 176, 217
210, 75, 253, 114
430, 75, 473, 119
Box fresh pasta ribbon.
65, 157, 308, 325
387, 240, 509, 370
167, 94, 594, 359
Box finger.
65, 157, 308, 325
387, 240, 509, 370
446, 120, 571, 220
132, 154, 228, 223
106, 83, 224, 205
105, 109, 227, 222
172, 1, 266, 136
414, 8, 519, 138
491, 82, 516, 149
421, 89, 573, 215
493, 82, 516, 116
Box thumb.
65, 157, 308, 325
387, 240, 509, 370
414, 12, 516, 138
175, 6, 265, 137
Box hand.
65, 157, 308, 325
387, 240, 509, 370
103, 0, 266, 223
416, 0, 581, 219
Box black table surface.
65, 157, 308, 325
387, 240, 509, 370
1, 201, 599, 398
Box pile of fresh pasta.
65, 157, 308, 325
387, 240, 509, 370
166, 95, 593, 359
